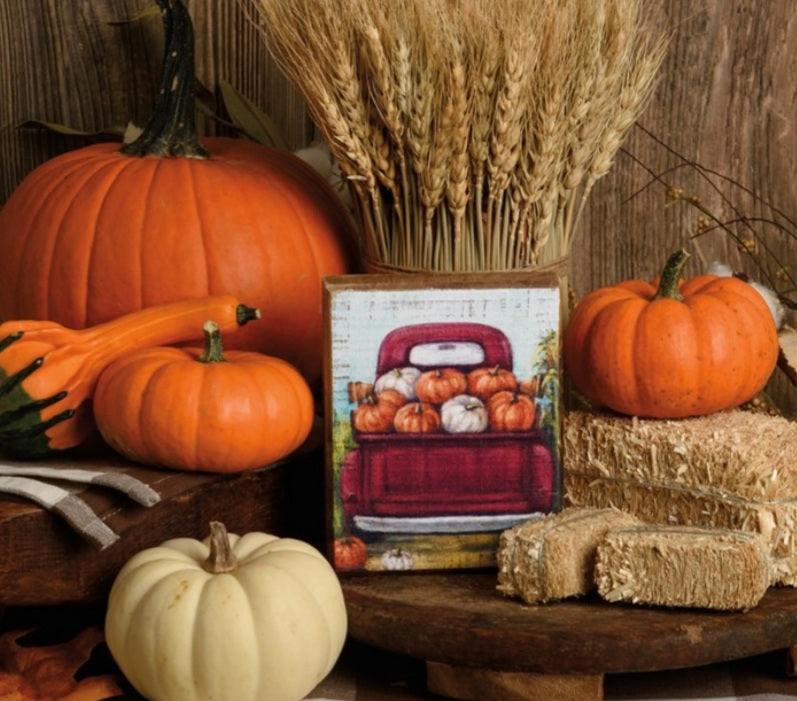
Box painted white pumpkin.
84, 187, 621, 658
373, 366, 421, 400
105, 522, 347, 701
380, 547, 415, 571
440, 394, 489, 433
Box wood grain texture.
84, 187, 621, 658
0, 0, 794, 409
0, 449, 326, 606
426, 662, 604, 701
342, 572, 797, 676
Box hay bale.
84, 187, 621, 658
595, 525, 771, 612
497, 507, 639, 604
564, 410, 797, 585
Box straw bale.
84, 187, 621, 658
497, 507, 639, 604
563, 410, 797, 585
595, 525, 771, 612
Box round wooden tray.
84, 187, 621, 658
342, 571, 797, 676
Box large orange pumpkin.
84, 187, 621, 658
564, 249, 780, 419
0, 0, 355, 384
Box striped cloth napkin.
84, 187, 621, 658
0, 462, 160, 549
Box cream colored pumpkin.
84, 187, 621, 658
373, 366, 421, 400
440, 394, 489, 433
105, 522, 347, 701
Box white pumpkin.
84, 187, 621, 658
380, 547, 415, 571
373, 366, 421, 400
105, 522, 348, 701
440, 394, 489, 433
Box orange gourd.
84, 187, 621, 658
93, 320, 313, 473
0, 0, 355, 384
0, 295, 258, 458
564, 249, 780, 419
415, 368, 468, 404
487, 390, 536, 431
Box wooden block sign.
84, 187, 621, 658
323, 271, 563, 572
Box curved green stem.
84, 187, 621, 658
122, 0, 208, 159
653, 249, 690, 301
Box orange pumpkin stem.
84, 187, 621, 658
204, 521, 239, 573
653, 248, 690, 301
197, 320, 227, 363
121, 0, 208, 159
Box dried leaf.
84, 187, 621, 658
0, 627, 121, 701
779, 325, 797, 385
218, 80, 288, 150
19, 120, 125, 140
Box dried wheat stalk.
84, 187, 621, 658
244, 0, 667, 272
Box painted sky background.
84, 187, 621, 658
328, 284, 560, 419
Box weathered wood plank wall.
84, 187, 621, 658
1, 0, 794, 410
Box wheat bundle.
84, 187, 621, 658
243, 0, 667, 272
595, 525, 771, 611
497, 507, 639, 604
564, 410, 797, 584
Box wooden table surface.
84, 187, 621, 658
342, 571, 797, 675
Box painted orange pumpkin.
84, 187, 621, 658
487, 390, 536, 431
93, 321, 314, 473
351, 389, 405, 433
393, 402, 441, 434
415, 368, 468, 404
564, 249, 780, 418
466, 364, 518, 401
333, 535, 368, 571
0, 0, 355, 384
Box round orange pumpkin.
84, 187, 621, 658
415, 368, 468, 404
487, 390, 536, 431
466, 364, 518, 401
93, 321, 314, 473
333, 535, 368, 571
564, 249, 780, 419
0, 0, 355, 384
393, 402, 441, 434
351, 389, 405, 433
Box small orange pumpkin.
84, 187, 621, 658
333, 535, 368, 571
564, 249, 780, 418
466, 364, 518, 401
487, 390, 536, 431
393, 402, 441, 434
351, 389, 405, 433
93, 320, 313, 473
415, 368, 468, 404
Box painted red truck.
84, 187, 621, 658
340, 322, 558, 533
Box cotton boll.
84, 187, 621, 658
705, 261, 784, 329
750, 281, 784, 330
706, 261, 734, 277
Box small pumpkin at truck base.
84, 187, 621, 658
564, 249, 780, 419
105, 521, 347, 701
93, 320, 313, 473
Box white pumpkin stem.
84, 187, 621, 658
205, 521, 239, 573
